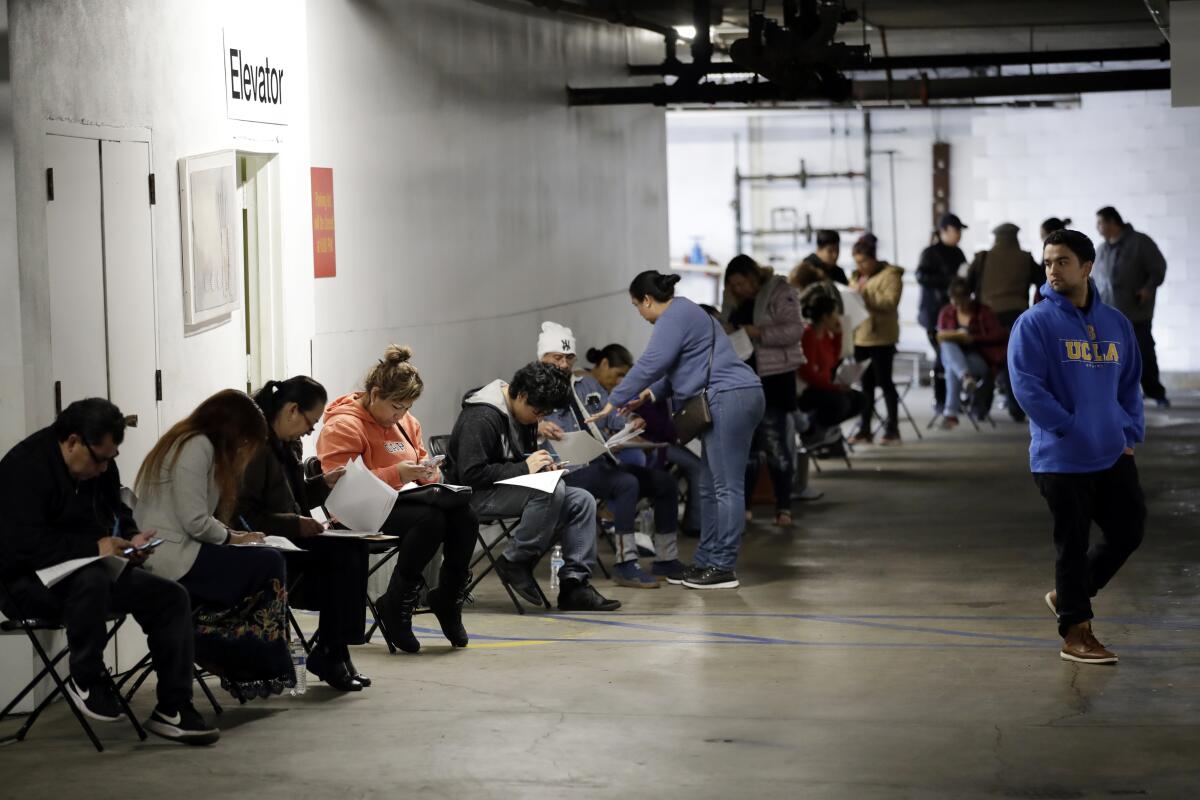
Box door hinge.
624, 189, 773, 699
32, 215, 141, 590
154, 369, 162, 401
148, 173, 156, 205
46, 168, 54, 201
54, 381, 62, 416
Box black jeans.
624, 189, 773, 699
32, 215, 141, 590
799, 386, 866, 428
2, 564, 194, 712
995, 309, 1026, 419
1132, 320, 1167, 401
926, 329, 946, 411
285, 537, 369, 650
743, 407, 795, 513
855, 344, 898, 435
379, 502, 478, 592
1034, 454, 1146, 637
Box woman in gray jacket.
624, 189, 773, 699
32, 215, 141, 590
723, 256, 806, 526
135, 390, 293, 699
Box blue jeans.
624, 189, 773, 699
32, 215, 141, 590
666, 443, 704, 532
695, 386, 766, 571
940, 341, 989, 416
471, 481, 598, 581
566, 460, 678, 562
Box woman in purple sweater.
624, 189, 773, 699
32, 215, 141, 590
587, 271, 764, 590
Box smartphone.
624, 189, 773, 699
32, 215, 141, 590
420, 454, 446, 468
123, 537, 164, 556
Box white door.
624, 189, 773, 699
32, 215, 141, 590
45, 135, 107, 410
100, 139, 160, 473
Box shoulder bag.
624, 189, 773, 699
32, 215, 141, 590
392, 425, 472, 510
672, 318, 717, 446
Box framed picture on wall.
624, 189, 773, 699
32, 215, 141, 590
178, 150, 242, 327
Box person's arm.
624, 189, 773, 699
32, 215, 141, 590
1008, 315, 1075, 438
758, 282, 805, 347
1140, 235, 1167, 293
451, 408, 528, 488
236, 447, 302, 538
408, 417, 441, 484
1117, 318, 1146, 449
169, 437, 233, 545
862, 269, 902, 313
610, 311, 687, 407
316, 416, 401, 487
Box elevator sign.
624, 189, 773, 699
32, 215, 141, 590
223, 29, 287, 125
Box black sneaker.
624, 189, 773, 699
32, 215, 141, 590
557, 578, 622, 611
65, 676, 124, 723
494, 555, 543, 606
682, 565, 740, 590
145, 703, 220, 746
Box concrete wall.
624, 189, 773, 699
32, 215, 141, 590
305, 0, 668, 438
668, 94, 1200, 373
8, 0, 315, 445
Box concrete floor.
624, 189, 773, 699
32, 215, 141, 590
5, 386, 1200, 799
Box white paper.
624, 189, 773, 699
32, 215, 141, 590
604, 420, 643, 449
318, 531, 399, 541
835, 360, 868, 387
309, 506, 330, 526
232, 535, 302, 552
728, 327, 755, 361
550, 430, 608, 466
36, 555, 127, 589
496, 469, 566, 494
324, 456, 398, 533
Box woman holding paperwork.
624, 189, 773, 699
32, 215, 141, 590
848, 233, 905, 446
134, 390, 294, 700
797, 292, 867, 434
236, 376, 371, 692
588, 271, 764, 591
316, 345, 477, 654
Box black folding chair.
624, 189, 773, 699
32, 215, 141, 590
0, 576, 147, 752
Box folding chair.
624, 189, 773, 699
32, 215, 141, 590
114, 608, 227, 714
870, 351, 924, 440
926, 376, 997, 432
0, 576, 147, 752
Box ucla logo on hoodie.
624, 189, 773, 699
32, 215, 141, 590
1060, 338, 1120, 367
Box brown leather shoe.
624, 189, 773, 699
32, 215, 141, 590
1044, 590, 1058, 617
1060, 622, 1118, 665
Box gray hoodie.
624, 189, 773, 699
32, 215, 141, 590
447, 379, 537, 489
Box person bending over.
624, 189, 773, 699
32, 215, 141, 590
539, 333, 684, 586
135, 390, 293, 701
1009, 229, 1146, 665
935, 277, 1006, 428
448, 361, 619, 611
237, 376, 370, 690
317, 345, 478, 653
0, 399, 218, 745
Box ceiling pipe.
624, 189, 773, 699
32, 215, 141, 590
523, 1, 678, 40
568, 67, 1170, 106
628, 43, 1170, 76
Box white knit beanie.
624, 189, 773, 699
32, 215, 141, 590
537, 321, 576, 358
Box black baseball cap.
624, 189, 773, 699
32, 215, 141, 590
938, 213, 967, 230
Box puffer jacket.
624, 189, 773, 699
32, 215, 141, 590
852, 263, 904, 347
747, 275, 806, 376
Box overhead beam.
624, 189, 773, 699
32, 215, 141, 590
568, 68, 1171, 106
627, 43, 1170, 76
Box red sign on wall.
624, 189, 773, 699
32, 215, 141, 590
311, 167, 336, 278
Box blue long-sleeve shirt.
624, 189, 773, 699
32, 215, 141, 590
1008, 279, 1144, 473
610, 297, 761, 408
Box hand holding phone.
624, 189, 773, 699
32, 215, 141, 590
122, 537, 164, 556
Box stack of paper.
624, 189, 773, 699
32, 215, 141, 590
36, 555, 127, 589
232, 536, 303, 552
604, 420, 643, 450
549, 430, 608, 466
496, 469, 566, 494
324, 457, 400, 532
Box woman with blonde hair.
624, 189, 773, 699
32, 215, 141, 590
317, 345, 478, 654
134, 389, 294, 699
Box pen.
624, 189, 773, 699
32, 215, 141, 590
237, 515, 253, 532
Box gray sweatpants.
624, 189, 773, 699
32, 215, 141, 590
471, 480, 598, 582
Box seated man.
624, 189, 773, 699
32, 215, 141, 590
447, 361, 619, 612
936, 277, 1007, 428
536, 326, 684, 587
0, 399, 218, 745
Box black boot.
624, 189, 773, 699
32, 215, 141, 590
306, 646, 364, 692
427, 570, 472, 648
375, 578, 423, 654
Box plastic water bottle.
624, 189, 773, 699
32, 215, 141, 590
636, 507, 655, 535
690, 238, 704, 265
549, 545, 564, 591
289, 641, 307, 696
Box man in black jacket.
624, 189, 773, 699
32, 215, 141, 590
0, 399, 218, 745
447, 362, 618, 612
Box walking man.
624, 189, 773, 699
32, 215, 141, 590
1009, 229, 1146, 665
1093, 206, 1169, 407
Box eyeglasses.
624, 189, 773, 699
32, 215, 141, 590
84, 440, 119, 466
300, 410, 322, 435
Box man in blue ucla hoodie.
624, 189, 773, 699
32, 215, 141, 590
1009, 229, 1147, 666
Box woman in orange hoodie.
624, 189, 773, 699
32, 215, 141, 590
316, 345, 478, 654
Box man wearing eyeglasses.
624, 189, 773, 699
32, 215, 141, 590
0, 398, 219, 745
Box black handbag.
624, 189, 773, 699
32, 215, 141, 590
672, 318, 717, 446
392, 426, 473, 509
